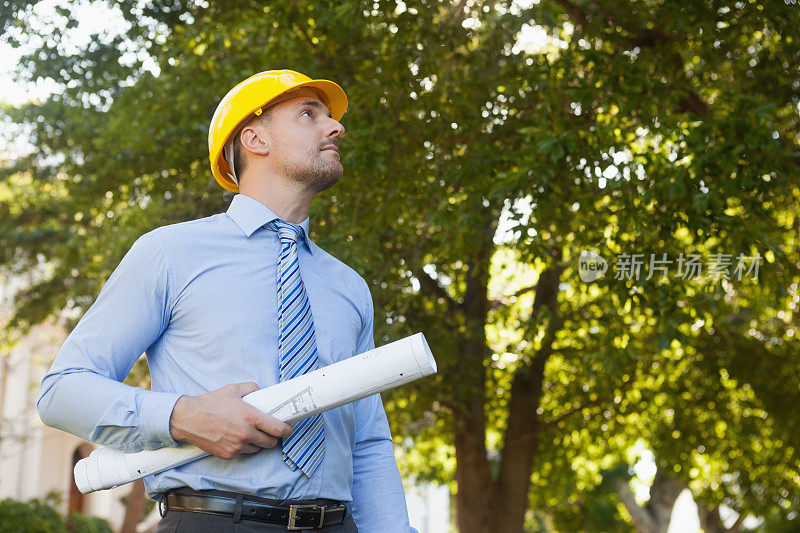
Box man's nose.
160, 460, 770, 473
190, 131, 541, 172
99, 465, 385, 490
326, 117, 345, 140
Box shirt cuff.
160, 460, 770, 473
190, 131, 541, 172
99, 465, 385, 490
138, 390, 184, 449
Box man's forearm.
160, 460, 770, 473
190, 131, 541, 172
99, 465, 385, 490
351, 437, 415, 532
38, 369, 180, 453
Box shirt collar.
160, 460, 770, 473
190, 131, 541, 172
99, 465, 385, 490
226, 193, 314, 254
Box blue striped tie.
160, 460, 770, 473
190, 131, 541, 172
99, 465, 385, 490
267, 219, 325, 476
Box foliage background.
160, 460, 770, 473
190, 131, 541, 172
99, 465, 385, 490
1, 0, 799, 531
0, 497, 112, 533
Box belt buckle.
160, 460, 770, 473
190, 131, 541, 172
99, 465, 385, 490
287, 504, 323, 530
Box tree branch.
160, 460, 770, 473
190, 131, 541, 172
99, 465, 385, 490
541, 396, 605, 429
294, 24, 318, 50
450, 0, 470, 23
551, 0, 588, 33
414, 268, 460, 312
729, 511, 745, 533
552, 0, 680, 49
615, 477, 659, 533
489, 284, 537, 310
698, 504, 746, 533
541, 364, 640, 429
511, 284, 537, 299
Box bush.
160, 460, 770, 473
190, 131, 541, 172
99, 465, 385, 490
0, 498, 111, 533
66, 513, 113, 533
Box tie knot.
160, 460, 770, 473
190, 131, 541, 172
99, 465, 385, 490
267, 219, 303, 245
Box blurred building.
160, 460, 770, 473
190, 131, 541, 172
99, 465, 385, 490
0, 283, 130, 528
405, 482, 451, 533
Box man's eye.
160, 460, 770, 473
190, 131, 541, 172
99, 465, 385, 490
301, 110, 312, 117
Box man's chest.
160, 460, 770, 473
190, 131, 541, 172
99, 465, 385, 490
165, 255, 364, 369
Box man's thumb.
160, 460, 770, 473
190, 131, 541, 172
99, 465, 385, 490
228, 382, 260, 396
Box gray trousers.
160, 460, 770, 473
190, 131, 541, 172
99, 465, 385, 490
155, 490, 358, 533
155, 511, 358, 532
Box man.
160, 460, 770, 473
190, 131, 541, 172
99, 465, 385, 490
38, 70, 415, 532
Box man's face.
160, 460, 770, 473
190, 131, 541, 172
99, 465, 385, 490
262, 90, 345, 194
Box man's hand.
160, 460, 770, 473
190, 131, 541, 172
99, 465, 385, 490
169, 382, 293, 460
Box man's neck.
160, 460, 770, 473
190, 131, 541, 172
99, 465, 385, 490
239, 174, 313, 224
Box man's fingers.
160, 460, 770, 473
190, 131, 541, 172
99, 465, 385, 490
239, 443, 261, 455
247, 430, 279, 449
253, 413, 293, 438
226, 382, 260, 396
207, 382, 259, 399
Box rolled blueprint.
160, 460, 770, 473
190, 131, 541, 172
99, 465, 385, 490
74, 332, 436, 494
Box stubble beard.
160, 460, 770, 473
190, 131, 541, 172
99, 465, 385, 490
280, 150, 343, 194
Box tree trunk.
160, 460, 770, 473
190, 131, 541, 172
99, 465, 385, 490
453, 409, 494, 533
120, 479, 146, 533
452, 217, 497, 532
616, 469, 685, 533
493, 432, 542, 532
493, 364, 546, 532
491, 264, 563, 532
451, 259, 563, 533
452, 335, 494, 533
698, 505, 744, 533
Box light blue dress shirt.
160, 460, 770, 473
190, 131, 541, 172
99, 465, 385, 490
38, 193, 413, 531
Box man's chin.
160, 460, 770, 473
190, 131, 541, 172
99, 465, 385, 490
310, 167, 343, 194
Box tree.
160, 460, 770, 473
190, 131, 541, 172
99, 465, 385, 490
2, 1, 799, 531
614, 468, 685, 533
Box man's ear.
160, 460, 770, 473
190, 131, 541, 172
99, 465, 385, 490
240, 124, 270, 156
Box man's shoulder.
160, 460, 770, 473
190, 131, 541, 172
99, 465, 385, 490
140, 213, 229, 246
310, 242, 369, 289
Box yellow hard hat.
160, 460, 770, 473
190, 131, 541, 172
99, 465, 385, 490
208, 69, 348, 192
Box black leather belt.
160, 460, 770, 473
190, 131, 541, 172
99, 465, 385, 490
164, 491, 347, 530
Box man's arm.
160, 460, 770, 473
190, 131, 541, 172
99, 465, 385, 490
37, 232, 291, 456
349, 279, 416, 532
37, 233, 182, 452
351, 394, 416, 532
